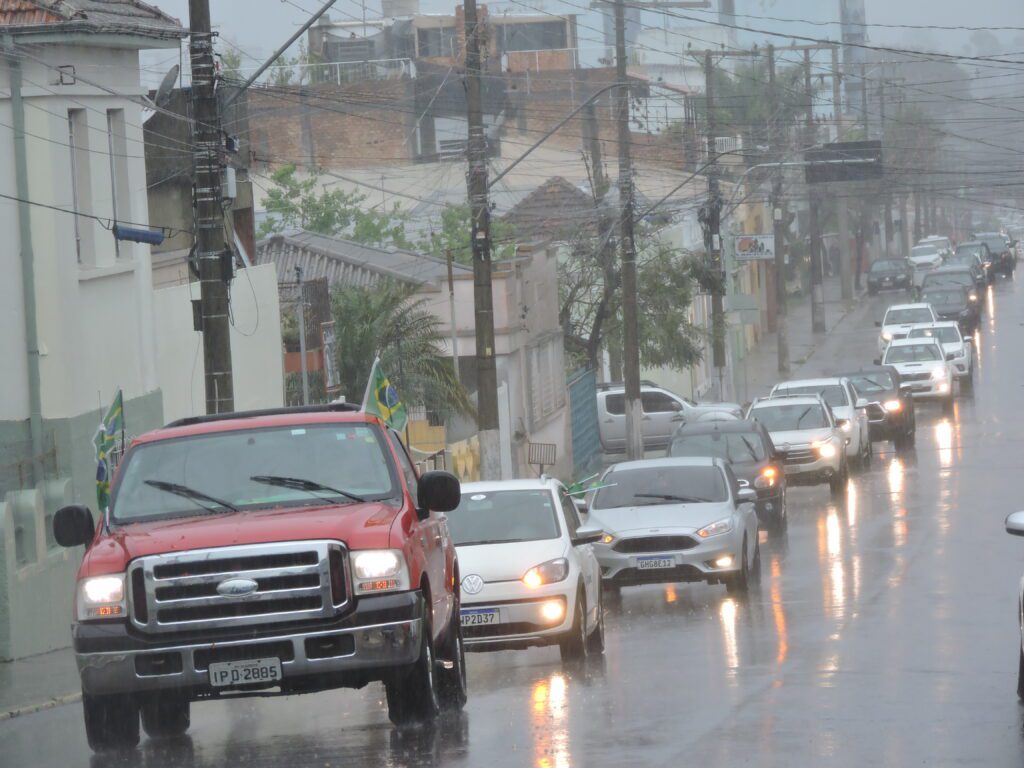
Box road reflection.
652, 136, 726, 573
531, 674, 570, 768
769, 557, 788, 666
935, 419, 954, 468
719, 598, 739, 680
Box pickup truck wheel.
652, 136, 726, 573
437, 603, 467, 711
83, 692, 140, 752
385, 615, 440, 726
141, 694, 190, 739
559, 592, 588, 663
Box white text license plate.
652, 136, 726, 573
637, 556, 674, 570
208, 657, 282, 688
461, 609, 499, 626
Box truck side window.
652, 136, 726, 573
605, 394, 624, 415
387, 430, 419, 502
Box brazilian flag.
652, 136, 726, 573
93, 389, 124, 511
362, 358, 408, 432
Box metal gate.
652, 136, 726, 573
567, 368, 600, 479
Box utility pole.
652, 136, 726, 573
295, 265, 310, 406
767, 45, 789, 376
805, 49, 826, 333
189, 0, 234, 414
833, 45, 853, 303
616, 0, 643, 460
879, 77, 893, 258
705, 50, 726, 398
464, 0, 501, 479
446, 249, 459, 374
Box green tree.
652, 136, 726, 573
331, 282, 473, 419
417, 204, 517, 265
219, 46, 243, 80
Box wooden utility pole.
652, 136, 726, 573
464, 0, 501, 479
705, 50, 726, 396
615, 0, 643, 460
767, 45, 790, 376
189, 0, 234, 414
805, 50, 826, 333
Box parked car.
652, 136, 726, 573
876, 303, 938, 356
975, 232, 1016, 275
919, 235, 954, 260
769, 378, 871, 469
866, 258, 913, 294
946, 248, 988, 289
596, 384, 742, 452
666, 419, 787, 532
746, 394, 849, 499
908, 244, 944, 285
907, 321, 974, 392
447, 478, 604, 661
586, 457, 760, 595
920, 284, 979, 334
52, 404, 465, 751
1005, 511, 1024, 699
839, 366, 916, 449
876, 337, 955, 412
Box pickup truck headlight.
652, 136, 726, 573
881, 331, 893, 342
697, 518, 733, 538
813, 440, 838, 459
352, 549, 410, 595
522, 558, 569, 589
931, 368, 949, 381
77, 574, 126, 620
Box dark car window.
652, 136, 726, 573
449, 490, 560, 545
774, 384, 848, 408
559, 490, 582, 535
750, 403, 829, 431
909, 326, 961, 344
922, 288, 966, 306
923, 272, 973, 289
591, 465, 728, 509
642, 391, 682, 413
870, 260, 908, 272
848, 372, 895, 394
668, 431, 767, 463
605, 393, 624, 416
884, 344, 942, 364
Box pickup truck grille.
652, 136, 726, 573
128, 541, 348, 635
901, 372, 931, 383
778, 445, 815, 464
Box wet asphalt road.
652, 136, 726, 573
5, 278, 1024, 767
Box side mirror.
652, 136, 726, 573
855, 398, 869, 409
572, 524, 604, 546
572, 497, 588, 516
418, 471, 461, 517
945, 352, 955, 361
736, 487, 757, 505
53, 505, 95, 548
1006, 511, 1024, 537
669, 400, 684, 412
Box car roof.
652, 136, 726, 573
907, 320, 960, 330
927, 265, 972, 274
773, 377, 848, 389
887, 337, 942, 347
750, 394, 823, 407
673, 418, 764, 436
609, 456, 722, 472
884, 303, 932, 313
838, 365, 899, 376
134, 405, 374, 445
460, 479, 561, 494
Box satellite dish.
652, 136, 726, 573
154, 64, 180, 109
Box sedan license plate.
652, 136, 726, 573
460, 608, 499, 627
636, 556, 674, 570
208, 657, 281, 688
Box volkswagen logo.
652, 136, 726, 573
216, 578, 259, 597
461, 574, 484, 596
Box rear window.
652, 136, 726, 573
448, 490, 560, 546
592, 465, 728, 509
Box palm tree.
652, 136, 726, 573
331, 282, 474, 420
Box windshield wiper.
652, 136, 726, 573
633, 493, 712, 504
144, 480, 239, 514
739, 435, 760, 462
250, 475, 366, 503
795, 407, 814, 428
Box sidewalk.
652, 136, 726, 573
0, 647, 81, 720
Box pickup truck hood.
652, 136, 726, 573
888, 360, 945, 376
80, 502, 402, 576
455, 538, 568, 583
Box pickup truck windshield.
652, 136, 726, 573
885, 308, 933, 324
592, 465, 728, 509
448, 490, 560, 545
885, 344, 942, 364
112, 424, 398, 522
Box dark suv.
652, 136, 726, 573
921, 284, 979, 333
839, 367, 916, 450
666, 419, 787, 532
975, 232, 1017, 276
953, 242, 992, 285
867, 258, 913, 294
921, 266, 982, 312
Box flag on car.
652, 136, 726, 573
93, 389, 124, 510
362, 358, 408, 432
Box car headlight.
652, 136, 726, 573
969, 293, 978, 302
814, 440, 838, 458
77, 574, 126, 621
352, 549, 410, 595
522, 558, 569, 589
839, 419, 852, 433
881, 331, 893, 342
884, 399, 902, 412
754, 466, 778, 489
601, 533, 615, 545
931, 368, 948, 381
696, 518, 733, 538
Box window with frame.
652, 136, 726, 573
641, 391, 681, 413
527, 335, 567, 429
68, 108, 95, 265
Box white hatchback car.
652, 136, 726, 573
770, 378, 872, 468
907, 321, 974, 392
879, 337, 955, 411
447, 479, 605, 662
877, 303, 938, 356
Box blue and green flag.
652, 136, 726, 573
362, 358, 408, 432
94, 389, 124, 511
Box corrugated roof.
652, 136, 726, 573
0, 0, 182, 38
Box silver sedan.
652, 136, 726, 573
583, 457, 760, 596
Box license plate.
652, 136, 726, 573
460, 608, 498, 626
208, 657, 281, 688
636, 556, 674, 570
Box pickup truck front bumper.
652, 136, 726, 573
73, 591, 423, 698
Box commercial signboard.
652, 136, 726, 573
734, 234, 775, 261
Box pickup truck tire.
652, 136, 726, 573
385, 611, 440, 726
83, 693, 140, 752
141, 694, 190, 738
559, 592, 588, 663
437, 601, 467, 711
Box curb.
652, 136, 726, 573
0, 691, 81, 722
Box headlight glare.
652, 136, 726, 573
522, 558, 569, 588
881, 331, 893, 341
931, 368, 948, 381
77, 574, 126, 621
352, 549, 409, 595
883, 399, 902, 412
697, 518, 733, 538
814, 440, 838, 458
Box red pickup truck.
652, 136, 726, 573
53, 404, 465, 752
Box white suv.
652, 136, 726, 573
746, 394, 849, 499
879, 337, 955, 412
877, 303, 938, 356
907, 322, 974, 393
447, 479, 605, 662
770, 378, 872, 468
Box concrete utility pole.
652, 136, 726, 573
704, 50, 726, 397
295, 265, 310, 406
805, 50, 826, 333
833, 45, 853, 303
767, 45, 790, 376
615, 0, 643, 461
879, 77, 894, 258
463, 0, 501, 479
189, 0, 234, 414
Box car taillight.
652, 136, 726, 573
329, 548, 346, 606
